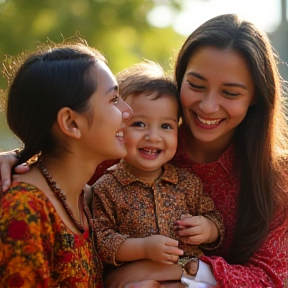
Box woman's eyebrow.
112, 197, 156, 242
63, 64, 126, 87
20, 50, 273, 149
187, 71, 247, 90
106, 84, 118, 93
223, 83, 247, 90
187, 71, 206, 81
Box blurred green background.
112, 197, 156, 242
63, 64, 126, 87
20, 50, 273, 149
1, 0, 288, 150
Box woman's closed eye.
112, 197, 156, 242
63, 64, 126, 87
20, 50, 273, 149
187, 80, 205, 90
223, 90, 241, 97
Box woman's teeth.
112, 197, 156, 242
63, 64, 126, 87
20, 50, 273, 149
197, 114, 221, 125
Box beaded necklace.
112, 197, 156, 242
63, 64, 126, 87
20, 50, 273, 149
38, 159, 85, 234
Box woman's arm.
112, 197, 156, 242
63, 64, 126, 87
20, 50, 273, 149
104, 260, 183, 288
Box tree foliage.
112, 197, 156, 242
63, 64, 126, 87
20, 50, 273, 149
0, 0, 185, 88
0, 0, 185, 149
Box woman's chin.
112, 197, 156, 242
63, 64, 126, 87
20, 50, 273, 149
110, 146, 127, 160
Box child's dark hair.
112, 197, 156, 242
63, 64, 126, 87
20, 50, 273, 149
3, 40, 106, 165
116, 60, 181, 119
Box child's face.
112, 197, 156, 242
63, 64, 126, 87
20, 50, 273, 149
123, 92, 178, 180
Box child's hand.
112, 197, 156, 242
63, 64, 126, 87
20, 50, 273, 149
143, 235, 183, 264
175, 214, 218, 244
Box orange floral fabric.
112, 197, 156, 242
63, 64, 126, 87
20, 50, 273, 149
0, 182, 103, 288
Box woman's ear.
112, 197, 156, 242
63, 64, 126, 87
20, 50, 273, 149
56, 107, 81, 139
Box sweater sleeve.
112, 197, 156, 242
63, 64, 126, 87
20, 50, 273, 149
92, 175, 129, 266
201, 209, 288, 287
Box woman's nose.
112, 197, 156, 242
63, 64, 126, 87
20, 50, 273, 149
118, 98, 133, 120
199, 93, 219, 114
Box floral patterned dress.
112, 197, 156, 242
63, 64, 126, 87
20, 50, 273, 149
0, 182, 103, 288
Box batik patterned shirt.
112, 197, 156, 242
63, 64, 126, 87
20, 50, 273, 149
92, 160, 224, 266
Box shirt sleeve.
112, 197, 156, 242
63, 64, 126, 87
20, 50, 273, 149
92, 175, 129, 266
0, 188, 54, 287
201, 209, 288, 287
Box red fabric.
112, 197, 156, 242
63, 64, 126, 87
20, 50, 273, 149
171, 124, 288, 288
88, 159, 119, 186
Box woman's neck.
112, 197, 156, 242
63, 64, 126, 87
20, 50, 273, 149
40, 154, 97, 204
184, 131, 234, 164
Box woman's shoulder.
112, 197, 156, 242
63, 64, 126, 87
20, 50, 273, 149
0, 182, 59, 241
3, 181, 44, 199
1, 181, 52, 216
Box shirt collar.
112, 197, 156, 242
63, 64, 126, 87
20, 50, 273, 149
106, 159, 179, 186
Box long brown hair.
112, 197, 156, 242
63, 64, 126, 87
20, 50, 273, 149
175, 14, 288, 264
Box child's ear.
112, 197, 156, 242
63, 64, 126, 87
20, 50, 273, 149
56, 107, 81, 139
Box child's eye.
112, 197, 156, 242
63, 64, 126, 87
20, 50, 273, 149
111, 95, 119, 104
131, 121, 145, 128
161, 123, 173, 130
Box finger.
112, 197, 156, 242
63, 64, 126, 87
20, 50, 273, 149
174, 224, 187, 230
180, 214, 192, 219
169, 253, 179, 263
1, 163, 13, 191
180, 235, 203, 245
162, 254, 179, 264
165, 246, 184, 257
179, 225, 202, 236
14, 163, 30, 174
176, 217, 196, 228
164, 237, 179, 247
